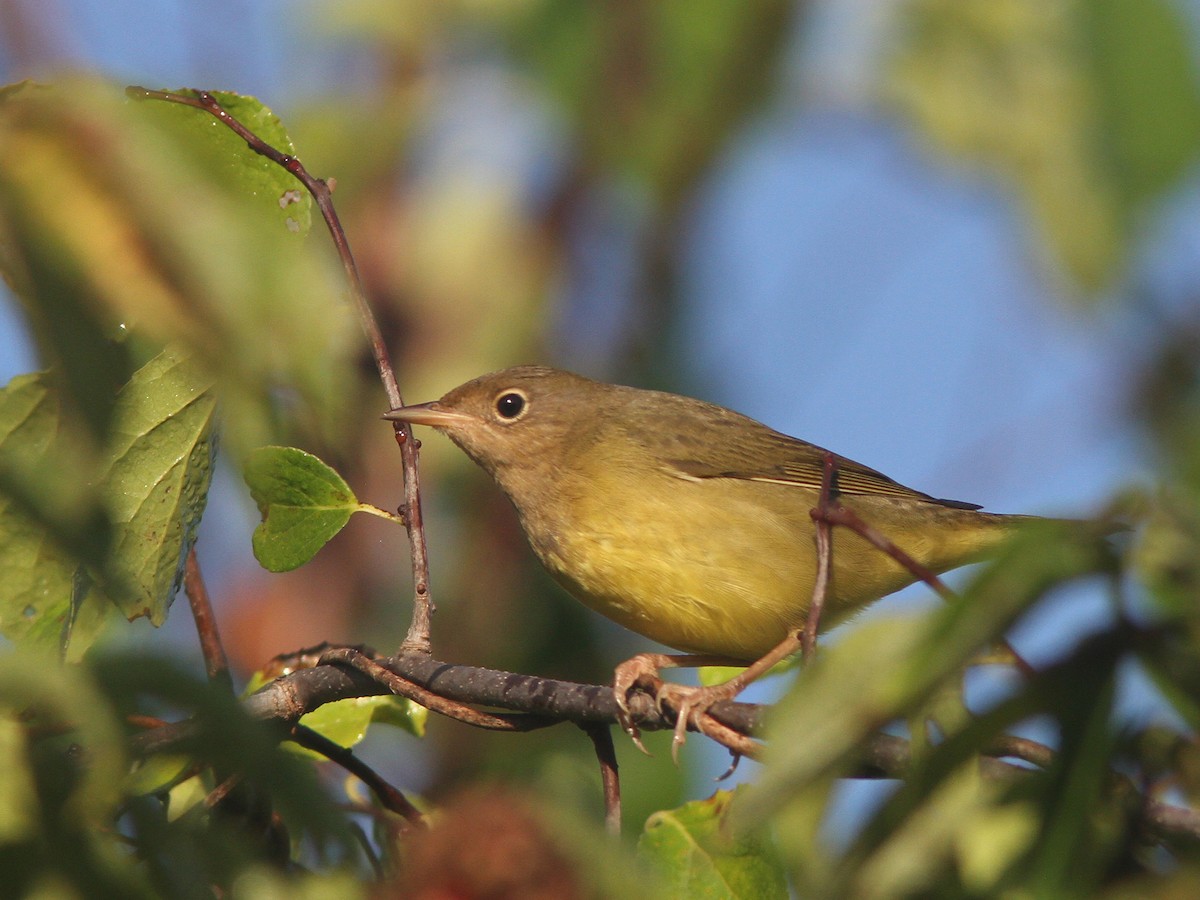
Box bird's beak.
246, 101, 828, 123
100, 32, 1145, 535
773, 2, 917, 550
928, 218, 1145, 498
383, 401, 474, 429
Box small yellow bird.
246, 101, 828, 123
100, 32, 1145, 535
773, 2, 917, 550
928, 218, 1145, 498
385, 366, 1029, 663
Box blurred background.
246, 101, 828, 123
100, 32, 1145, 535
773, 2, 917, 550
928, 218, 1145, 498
1, 0, 1198, 837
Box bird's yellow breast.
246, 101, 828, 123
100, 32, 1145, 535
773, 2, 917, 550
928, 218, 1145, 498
514, 464, 814, 659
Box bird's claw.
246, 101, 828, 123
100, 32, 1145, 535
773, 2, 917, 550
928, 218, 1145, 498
613, 653, 745, 763
612, 653, 674, 756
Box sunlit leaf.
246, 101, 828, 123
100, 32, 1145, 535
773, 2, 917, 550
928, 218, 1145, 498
638, 789, 786, 899
0, 77, 355, 455
102, 347, 216, 624
289, 696, 427, 760
245, 446, 361, 572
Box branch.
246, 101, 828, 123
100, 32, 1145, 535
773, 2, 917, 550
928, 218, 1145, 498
288, 723, 425, 829
183, 548, 233, 693
802, 450, 838, 657
128, 652, 764, 759
580, 723, 621, 836
124, 652, 1200, 849
127, 85, 436, 654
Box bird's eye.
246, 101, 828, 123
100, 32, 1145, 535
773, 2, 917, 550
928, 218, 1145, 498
494, 390, 527, 420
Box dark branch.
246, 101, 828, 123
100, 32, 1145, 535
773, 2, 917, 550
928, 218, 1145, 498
124, 652, 1200, 848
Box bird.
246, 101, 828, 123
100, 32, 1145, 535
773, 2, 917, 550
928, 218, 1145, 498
384, 365, 1037, 748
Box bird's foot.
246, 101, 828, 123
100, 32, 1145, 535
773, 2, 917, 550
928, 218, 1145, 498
612, 652, 674, 755
613, 653, 747, 762
653, 680, 746, 763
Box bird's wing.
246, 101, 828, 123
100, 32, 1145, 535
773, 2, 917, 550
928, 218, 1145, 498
663, 427, 982, 511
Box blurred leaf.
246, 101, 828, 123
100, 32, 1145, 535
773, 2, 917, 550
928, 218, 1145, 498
1131, 491, 1200, 618
0, 651, 127, 825
126, 753, 193, 799
0, 76, 356, 455
0, 715, 37, 844
93, 653, 357, 861
102, 347, 215, 624
638, 788, 787, 899
245, 446, 362, 572
890, 0, 1200, 292
853, 763, 995, 897
0, 652, 156, 897
1137, 327, 1200, 502
219, 866, 367, 900
732, 523, 1122, 898
954, 799, 1040, 893
291, 696, 427, 760
1082, 0, 1200, 208
514, 0, 792, 209
164, 773, 209, 824
743, 521, 1114, 827
0, 371, 114, 657
1025, 639, 1124, 895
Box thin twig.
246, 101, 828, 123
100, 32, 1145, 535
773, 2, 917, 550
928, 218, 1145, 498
803, 451, 839, 658
289, 723, 425, 829
347, 821, 386, 881
127, 85, 437, 654
818, 502, 953, 599
204, 773, 242, 809
183, 548, 233, 692
816, 501, 1035, 676
580, 723, 621, 836
987, 734, 1054, 769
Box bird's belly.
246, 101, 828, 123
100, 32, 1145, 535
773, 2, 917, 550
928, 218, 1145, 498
524, 480, 815, 661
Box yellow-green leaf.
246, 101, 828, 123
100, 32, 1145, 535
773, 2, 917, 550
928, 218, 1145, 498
638, 788, 786, 900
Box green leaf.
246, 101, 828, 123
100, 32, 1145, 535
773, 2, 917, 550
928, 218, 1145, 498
0, 371, 113, 658
698, 658, 795, 687
638, 788, 787, 900
1082, 0, 1200, 209
0, 349, 214, 654
125, 753, 193, 798
0, 650, 128, 825
136, 87, 315, 236
513, 0, 792, 210
0, 77, 356, 456
245, 446, 360, 572
289, 696, 427, 760
102, 347, 216, 624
